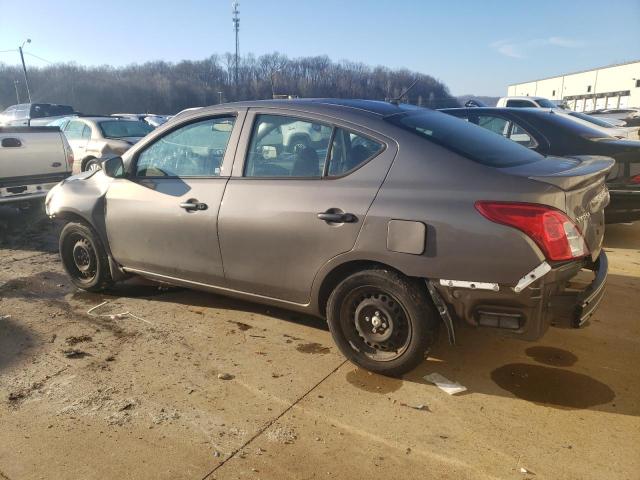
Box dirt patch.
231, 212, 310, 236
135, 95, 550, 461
65, 335, 93, 346
346, 368, 402, 394
0, 271, 70, 300
491, 363, 615, 409
296, 342, 330, 354
228, 320, 252, 331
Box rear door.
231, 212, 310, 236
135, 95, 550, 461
105, 112, 243, 284
217, 109, 396, 304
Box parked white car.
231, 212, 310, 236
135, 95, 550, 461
0, 126, 73, 205
496, 96, 558, 108
53, 116, 153, 173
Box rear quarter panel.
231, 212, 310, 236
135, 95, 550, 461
332, 129, 564, 285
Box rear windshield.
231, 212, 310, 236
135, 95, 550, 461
98, 120, 153, 138
386, 110, 543, 168
539, 112, 613, 140
30, 104, 74, 118
568, 111, 615, 128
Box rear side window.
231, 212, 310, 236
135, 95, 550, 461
244, 115, 332, 177
328, 128, 384, 176
506, 100, 536, 108
64, 120, 87, 140
387, 110, 542, 168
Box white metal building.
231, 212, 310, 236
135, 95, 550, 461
507, 60, 640, 112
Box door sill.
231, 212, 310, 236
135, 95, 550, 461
122, 267, 310, 308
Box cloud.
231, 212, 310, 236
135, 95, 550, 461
491, 36, 585, 59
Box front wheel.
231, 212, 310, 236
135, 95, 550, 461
326, 269, 439, 377
59, 222, 113, 291
84, 158, 101, 172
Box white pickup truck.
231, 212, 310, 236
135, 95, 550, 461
0, 126, 73, 206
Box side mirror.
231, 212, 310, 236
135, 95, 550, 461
103, 156, 125, 178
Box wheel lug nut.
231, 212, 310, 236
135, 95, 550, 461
365, 317, 370, 322
375, 311, 380, 316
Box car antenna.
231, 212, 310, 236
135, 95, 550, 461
389, 79, 419, 105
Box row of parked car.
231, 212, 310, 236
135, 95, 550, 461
1, 96, 638, 375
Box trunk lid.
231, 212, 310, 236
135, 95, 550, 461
503, 155, 614, 260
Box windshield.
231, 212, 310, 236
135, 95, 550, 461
535, 99, 556, 108
30, 104, 74, 118
568, 111, 615, 128
98, 120, 153, 138
387, 110, 543, 168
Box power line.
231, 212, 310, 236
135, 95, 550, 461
0, 49, 17, 54
24, 51, 53, 64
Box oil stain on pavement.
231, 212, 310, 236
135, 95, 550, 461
296, 342, 330, 354
491, 363, 615, 409
525, 346, 578, 367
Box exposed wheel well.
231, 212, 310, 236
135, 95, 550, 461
317, 260, 410, 316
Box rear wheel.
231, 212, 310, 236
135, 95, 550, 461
59, 222, 113, 291
326, 269, 439, 377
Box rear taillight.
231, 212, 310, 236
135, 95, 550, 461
475, 201, 589, 261
61, 135, 74, 170
631, 175, 640, 185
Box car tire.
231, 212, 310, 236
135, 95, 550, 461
326, 269, 439, 377
59, 221, 113, 292
84, 158, 101, 172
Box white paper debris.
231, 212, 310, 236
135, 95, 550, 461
423, 372, 467, 395
0, 315, 11, 320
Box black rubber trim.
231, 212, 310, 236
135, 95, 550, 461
0, 126, 61, 133
0, 172, 70, 188
573, 251, 608, 327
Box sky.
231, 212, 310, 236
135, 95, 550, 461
0, 0, 638, 96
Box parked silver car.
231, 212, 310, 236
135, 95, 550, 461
45, 99, 611, 375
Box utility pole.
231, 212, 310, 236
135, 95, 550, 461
232, 1, 240, 86
14, 80, 21, 103
18, 39, 32, 103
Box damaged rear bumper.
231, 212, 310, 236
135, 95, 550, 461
548, 251, 608, 328
433, 251, 608, 341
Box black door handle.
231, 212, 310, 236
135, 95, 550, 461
180, 201, 208, 211
1, 138, 22, 148
317, 211, 357, 223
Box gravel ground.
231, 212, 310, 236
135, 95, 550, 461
0, 204, 638, 480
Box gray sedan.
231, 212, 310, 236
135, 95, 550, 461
45, 99, 611, 376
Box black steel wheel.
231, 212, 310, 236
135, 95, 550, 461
327, 269, 439, 376
59, 222, 113, 291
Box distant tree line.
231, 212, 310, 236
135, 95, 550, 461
0, 52, 459, 114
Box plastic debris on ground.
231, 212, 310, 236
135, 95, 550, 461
87, 301, 154, 325
423, 372, 467, 395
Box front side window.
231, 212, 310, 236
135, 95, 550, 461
244, 115, 332, 177
136, 117, 235, 177
328, 128, 384, 176
81, 125, 92, 140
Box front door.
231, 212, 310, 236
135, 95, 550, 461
218, 111, 397, 304
105, 113, 242, 284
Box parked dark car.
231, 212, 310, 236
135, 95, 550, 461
46, 100, 611, 376
0, 103, 75, 127
441, 107, 640, 223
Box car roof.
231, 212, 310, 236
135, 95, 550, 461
500, 96, 547, 101
440, 107, 555, 116
195, 98, 417, 119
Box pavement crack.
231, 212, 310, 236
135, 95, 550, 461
200, 360, 347, 480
